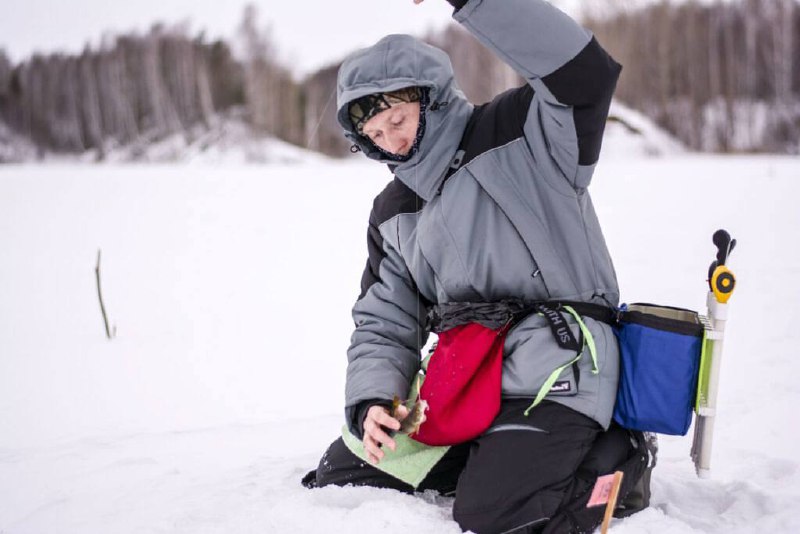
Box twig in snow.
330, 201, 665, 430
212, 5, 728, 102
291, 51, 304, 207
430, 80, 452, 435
95, 249, 116, 340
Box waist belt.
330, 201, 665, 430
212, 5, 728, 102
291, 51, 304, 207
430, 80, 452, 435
554, 301, 617, 325
427, 299, 616, 334
428, 299, 616, 354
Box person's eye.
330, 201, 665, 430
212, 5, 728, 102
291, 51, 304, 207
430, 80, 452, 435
373, 132, 383, 140
392, 117, 404, 127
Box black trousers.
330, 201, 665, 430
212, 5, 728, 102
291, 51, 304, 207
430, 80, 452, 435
311, 401, 646, 534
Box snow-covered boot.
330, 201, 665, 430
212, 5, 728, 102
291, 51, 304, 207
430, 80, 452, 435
541, 423, 651, 533
301, 469, 318, 489
614, 431, 657, 518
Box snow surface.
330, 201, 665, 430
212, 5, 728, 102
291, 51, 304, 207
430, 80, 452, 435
2, 147, 800, 532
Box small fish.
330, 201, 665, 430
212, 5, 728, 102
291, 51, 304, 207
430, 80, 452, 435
392, 395, 428, 435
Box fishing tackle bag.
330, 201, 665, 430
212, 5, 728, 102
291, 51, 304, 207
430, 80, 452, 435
613, 303, 705, 435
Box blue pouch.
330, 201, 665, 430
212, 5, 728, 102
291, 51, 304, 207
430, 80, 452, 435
613, 303, 704, 435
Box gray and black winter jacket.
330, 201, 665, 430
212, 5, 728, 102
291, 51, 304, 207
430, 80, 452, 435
337, 0, 623, 438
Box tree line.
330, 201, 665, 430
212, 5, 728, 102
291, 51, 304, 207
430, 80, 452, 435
585, 0, 799, 153
0, 0, 796, 160
0, 26, 241, 157
0, 8, 301, 159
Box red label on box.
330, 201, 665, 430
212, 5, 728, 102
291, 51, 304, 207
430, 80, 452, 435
587, 473, 617, 508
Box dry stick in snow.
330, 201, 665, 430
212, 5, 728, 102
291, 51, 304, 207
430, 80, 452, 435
95, 249, 116, 339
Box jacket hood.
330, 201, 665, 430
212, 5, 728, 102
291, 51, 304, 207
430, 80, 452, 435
337, 34, 473, 201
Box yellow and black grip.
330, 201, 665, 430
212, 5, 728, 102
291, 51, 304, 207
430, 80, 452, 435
710, 264, 736, 303
707, 229, 737, 303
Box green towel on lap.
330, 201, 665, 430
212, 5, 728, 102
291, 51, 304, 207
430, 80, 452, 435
341, 425, 450, 489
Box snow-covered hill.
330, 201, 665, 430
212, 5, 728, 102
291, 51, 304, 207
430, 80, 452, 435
604, 101, 687, 158
0, 109, 326, 165
1, 139, 799, 531
0, 121, 38, 163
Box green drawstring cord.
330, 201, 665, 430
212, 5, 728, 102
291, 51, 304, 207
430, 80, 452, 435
564, 306, 598, 374
524, 306, 598, 416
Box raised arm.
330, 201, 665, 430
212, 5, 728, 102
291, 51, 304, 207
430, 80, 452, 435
447, 0, 622, 189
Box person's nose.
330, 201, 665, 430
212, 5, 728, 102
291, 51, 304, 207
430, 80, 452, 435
386, 133, 407, 155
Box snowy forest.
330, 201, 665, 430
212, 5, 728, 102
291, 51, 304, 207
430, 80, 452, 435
0, 0, 797, 161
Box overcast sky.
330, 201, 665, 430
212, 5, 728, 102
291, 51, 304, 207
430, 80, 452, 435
0, 0, 448, 77
0, 0, 590, 77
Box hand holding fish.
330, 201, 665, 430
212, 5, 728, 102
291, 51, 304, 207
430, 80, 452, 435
363, 404, 409, 464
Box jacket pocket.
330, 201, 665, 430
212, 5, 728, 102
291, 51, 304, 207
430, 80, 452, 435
501, 313, 582, 398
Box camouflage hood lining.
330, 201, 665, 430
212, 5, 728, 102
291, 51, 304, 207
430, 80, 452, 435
335, 34, 474, 200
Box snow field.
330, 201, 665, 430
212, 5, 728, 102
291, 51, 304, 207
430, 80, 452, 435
1, 153, 799, 532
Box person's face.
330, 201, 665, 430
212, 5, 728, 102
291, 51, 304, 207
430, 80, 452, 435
362, 101, 421, 156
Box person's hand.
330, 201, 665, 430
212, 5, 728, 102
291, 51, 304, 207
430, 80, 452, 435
363, 404, 410, 464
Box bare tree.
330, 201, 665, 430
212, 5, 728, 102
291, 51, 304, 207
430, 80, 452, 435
426, 24, 522, 105
238, 4, 304, 144
77, 48, 104, 153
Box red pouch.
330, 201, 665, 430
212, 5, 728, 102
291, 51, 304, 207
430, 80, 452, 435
411, 321, 510, 446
